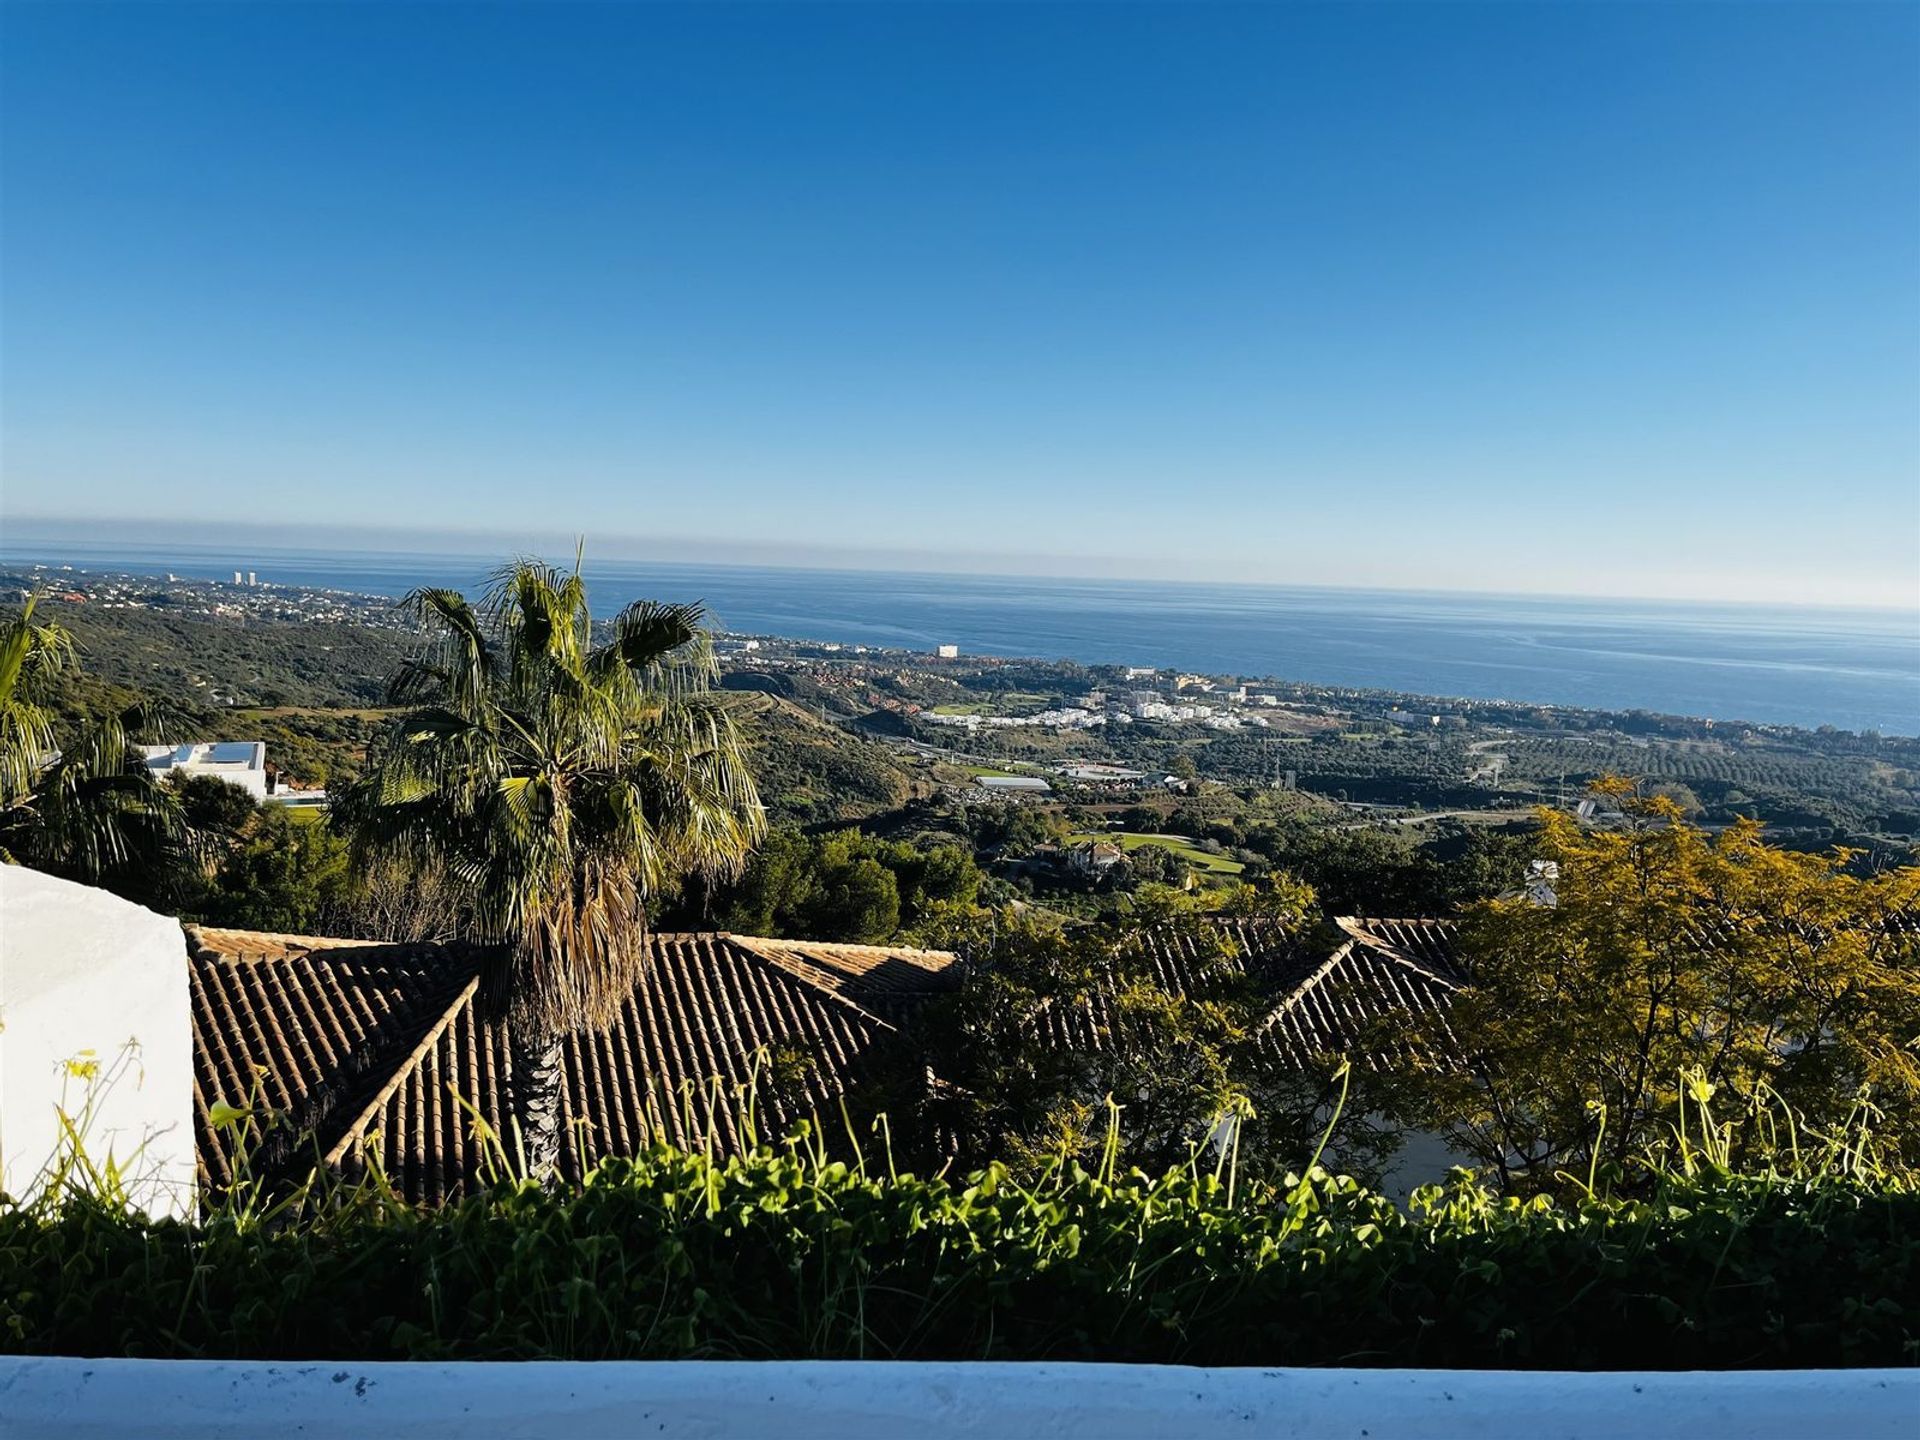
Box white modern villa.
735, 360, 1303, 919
139, 742, 269, 799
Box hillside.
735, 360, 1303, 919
46, 600, 414, 710
741, 691, 930, 823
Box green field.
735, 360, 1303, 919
237, 705, 394, 720
931, 691, 1052, 716
1067, 831, 1244, 875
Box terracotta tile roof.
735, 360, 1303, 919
187, 927, 957, 1204
186, 913, 1472, 1202
1023, 916, 1465, 1067
1029, 915, 1319, 1053
1256, 918, 1463, 1067
186, 928, 480, 1190
726, 935, 962, 1022
1336, 917, 1465, 983
1138, 914, 1319, 996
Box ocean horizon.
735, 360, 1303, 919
4, 537, 1916, 736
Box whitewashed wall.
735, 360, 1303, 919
0, 868, 194, 1218
0, 1360, 1912, 1440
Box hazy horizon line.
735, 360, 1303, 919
3, 510, 1915, 618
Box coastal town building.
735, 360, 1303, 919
1058, 763, 1146, 782
922, 706, 1103, 732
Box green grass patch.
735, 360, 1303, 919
935, 692, 1052, 716
237, 705, 394, 722
1067, 831, 1244, 874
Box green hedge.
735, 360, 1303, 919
5, 1147, 1916, 1367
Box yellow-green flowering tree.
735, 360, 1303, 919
1391, 780, 1920, 1192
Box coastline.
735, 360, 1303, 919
3, 542, 1916, 736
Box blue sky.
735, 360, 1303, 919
3, 2, 1916, 606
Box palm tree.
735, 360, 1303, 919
0, 594, 71, 810
0, 595, 179, 887
344, 559, 766, 1177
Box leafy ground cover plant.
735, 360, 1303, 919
4, 1083, 1914, 1368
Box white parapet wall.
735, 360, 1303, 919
0, 1360, 1913, 1440
0, 867, 195, 1218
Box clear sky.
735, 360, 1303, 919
3, 2, 1916, 607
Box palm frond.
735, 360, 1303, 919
348, 558, 765, 1046
591, 599, 712, 690
0, 595, 76, 807
396, 587, 493, 710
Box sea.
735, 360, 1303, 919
4, 539, 1917, 737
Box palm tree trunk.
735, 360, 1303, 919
509, 1022, 567, 1180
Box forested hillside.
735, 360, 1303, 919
50, 601, 413, 708
737, 693, 929, 824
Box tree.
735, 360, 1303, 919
896, 884, 1400, 1185
716, 826, 983, 942
198, 808, 352, 934
1435, 824, 1534, 903
1121, 842, 1186, 889
170, 773, 260, 883
342, 560, 766, 1177
716, 827, 813, 935
811, 851, 900, 942
1243, 822, 1446, 915
1386, 783, 1920, 1193
966, 804, 1064, 858
0, 596, 180, 900
893, 840, 982, 918
172, 773, 259, 837
0, 596, 68, 810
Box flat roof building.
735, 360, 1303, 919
975, 774, 1051, 792
141, 742, 269, 799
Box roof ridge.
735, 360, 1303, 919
723, 935, 902, 1032
185, 923, 383, 958
184, 923, 467, 963
192, 925, 960, 960
1252, 940, 1360, 1034
323, 973, 482, 1168
727, 933, 960, 961
1334, 916, 1463, 988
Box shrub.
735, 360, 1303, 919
4, 1122, 1915, 1367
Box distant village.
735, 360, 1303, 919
4, 562, 410, 630
0, 561, 1464, 814
9, 561, 1912, 855
917, 671, 1366, 732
